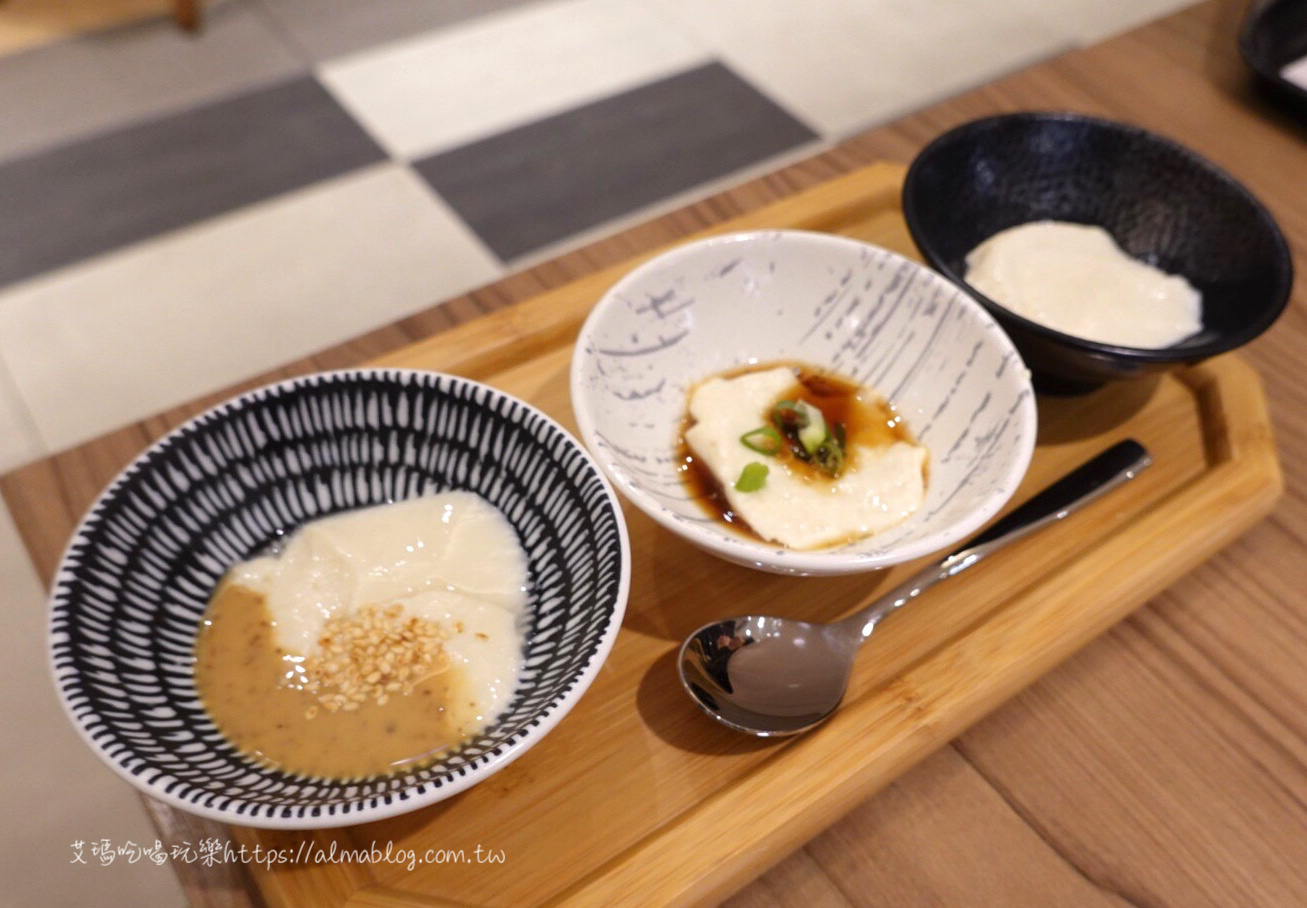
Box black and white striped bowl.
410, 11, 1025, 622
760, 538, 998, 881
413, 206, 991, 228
571, 230, 1037, 576
48, 369, 630, 829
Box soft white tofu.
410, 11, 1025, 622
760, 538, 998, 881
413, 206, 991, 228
684, 367, 927, 550
393, 588, 524, 733
230, 491, 528, 656
965, 221, 1202, 348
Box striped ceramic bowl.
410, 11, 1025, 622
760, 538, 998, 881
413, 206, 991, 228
48, 369, 630, 828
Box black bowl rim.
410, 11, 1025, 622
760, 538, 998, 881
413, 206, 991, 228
902, 110, 1295, 366
46, 367, 633, 829
1238, 0, 1307, 113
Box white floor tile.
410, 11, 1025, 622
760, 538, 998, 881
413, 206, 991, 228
253, 0, 538, 63
0, 503, 187, 906
318, 0, 711, 160
0, 162, 502, 455
0, 359, 44, 473
639, 0, 1071, 138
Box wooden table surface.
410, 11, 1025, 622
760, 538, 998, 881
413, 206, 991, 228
9, 0, 1307, 904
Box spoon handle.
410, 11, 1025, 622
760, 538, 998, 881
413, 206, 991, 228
848, 439, 1152, 641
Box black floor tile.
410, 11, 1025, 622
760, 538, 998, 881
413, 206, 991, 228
0, 76, 385, 289
412, 63, 818, 261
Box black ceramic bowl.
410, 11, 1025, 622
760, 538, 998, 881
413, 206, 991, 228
902, 111, 1293, 392
1240, 0, 1307, 119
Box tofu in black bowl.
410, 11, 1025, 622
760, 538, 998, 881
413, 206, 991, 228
1239, 0, 1307, 120
902, 111, 1293, 393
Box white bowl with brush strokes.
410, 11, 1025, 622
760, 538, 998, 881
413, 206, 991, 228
570, 229, 1037, 576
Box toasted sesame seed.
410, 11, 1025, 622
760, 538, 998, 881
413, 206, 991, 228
301, 603, 449, 713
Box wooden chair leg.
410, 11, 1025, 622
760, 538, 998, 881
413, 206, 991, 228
174, 0, 200, 31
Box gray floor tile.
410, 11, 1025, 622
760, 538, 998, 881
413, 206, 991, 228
0, 0, 304, 166
412, 62, 818, 262
0, 76, 385, 290
254, 0, 541, 62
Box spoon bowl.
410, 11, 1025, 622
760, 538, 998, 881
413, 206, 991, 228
678, 440, 1152, 736
681, 616, 858, 736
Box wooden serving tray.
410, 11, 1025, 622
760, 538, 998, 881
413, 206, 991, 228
233, 162, 1281, 908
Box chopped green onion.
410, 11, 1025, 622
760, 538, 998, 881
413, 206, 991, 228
740, 426, 783, 456
771, 400, 806, 432
734, 461, 769, 492
769, 396, 848, 478
813, 438, 845, 477
795, 401, 827, 455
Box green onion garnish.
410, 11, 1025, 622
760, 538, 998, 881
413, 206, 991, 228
812, 438, 845, 477
769, 396, 847, 477
771, 399, 826, 455
771, 400, 805, 432
795, 401, 827, 455
740, 426, 783, 456
734, 461, 769, 492
763, 399, 846, 483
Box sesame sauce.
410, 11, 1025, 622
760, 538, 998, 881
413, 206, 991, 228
193, 582, 474, 780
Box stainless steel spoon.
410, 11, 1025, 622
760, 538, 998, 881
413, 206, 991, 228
678, 439, 1152, 736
